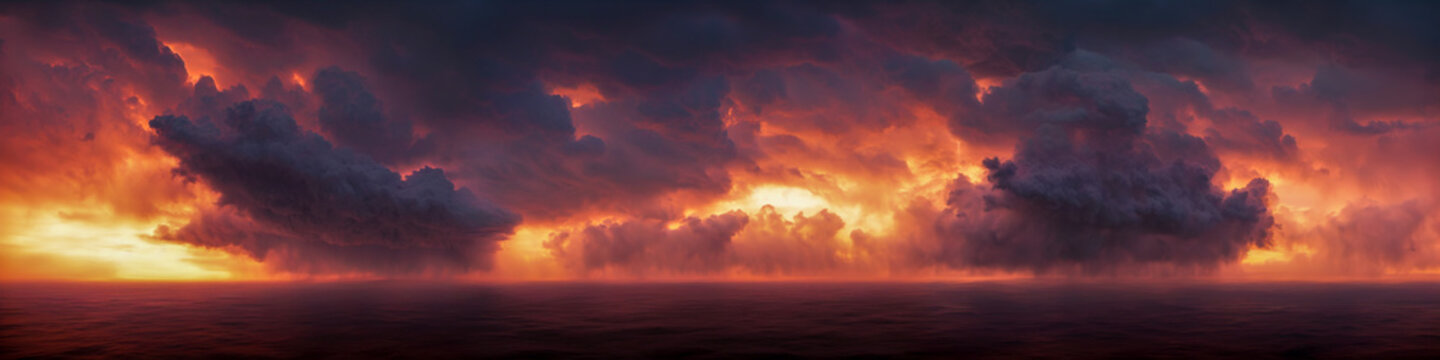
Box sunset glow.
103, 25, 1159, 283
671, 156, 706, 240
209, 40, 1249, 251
8, 2, 1440, 358
2, 1, 1439, 283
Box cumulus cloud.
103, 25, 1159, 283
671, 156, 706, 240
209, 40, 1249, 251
932, 66, 1275, 272
149, 100, 519, 272
731, 206, 849, 275
545, 211, 750, 274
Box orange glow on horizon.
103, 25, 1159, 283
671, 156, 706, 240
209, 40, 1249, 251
4, 9, 1437, 284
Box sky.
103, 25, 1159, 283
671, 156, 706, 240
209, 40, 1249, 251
1, 0, 1438, 281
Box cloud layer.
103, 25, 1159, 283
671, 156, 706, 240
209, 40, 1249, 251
1, 0, 1437, 278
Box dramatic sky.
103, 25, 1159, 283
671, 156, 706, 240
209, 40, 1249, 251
2, 0, 1438, 281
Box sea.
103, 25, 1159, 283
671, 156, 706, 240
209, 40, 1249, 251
2, 281, 1438, 359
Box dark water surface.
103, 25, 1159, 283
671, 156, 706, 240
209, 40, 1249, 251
2, 281, 1439, 359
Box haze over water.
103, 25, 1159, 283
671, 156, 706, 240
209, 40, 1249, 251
3, 281, 1439, 359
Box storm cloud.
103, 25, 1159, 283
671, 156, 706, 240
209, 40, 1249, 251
149, 100, 519, 271
933, 65, 1276, 272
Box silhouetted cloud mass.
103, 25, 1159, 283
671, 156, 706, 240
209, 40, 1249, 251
149, 100, 518, 272
933, 66, 1275, 272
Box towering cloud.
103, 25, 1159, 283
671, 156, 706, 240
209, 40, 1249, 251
933, 65, 1275, 272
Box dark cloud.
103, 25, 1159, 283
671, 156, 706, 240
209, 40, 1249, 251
934, 66, 1275, 272
1119, 38, 1253, 92
886, 55, 980, 122
828, 1, 1070, 78
311, 67, 421, 164
149, 100, 519, 272
250, 1, 851, 221
153, 209, 500, 274
958, 64, 1149, 144
1242, 0, 1440, 75
729, 62, 914, 134
175, 76, 250, 119
1044, 51, 1310, 170
733, 69, 786, 114
456, 89, 741, 221
1272, 66, 1435, 136
1203, 109, 1299, 161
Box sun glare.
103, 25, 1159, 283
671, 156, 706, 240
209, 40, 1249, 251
1, 210, 233, 281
